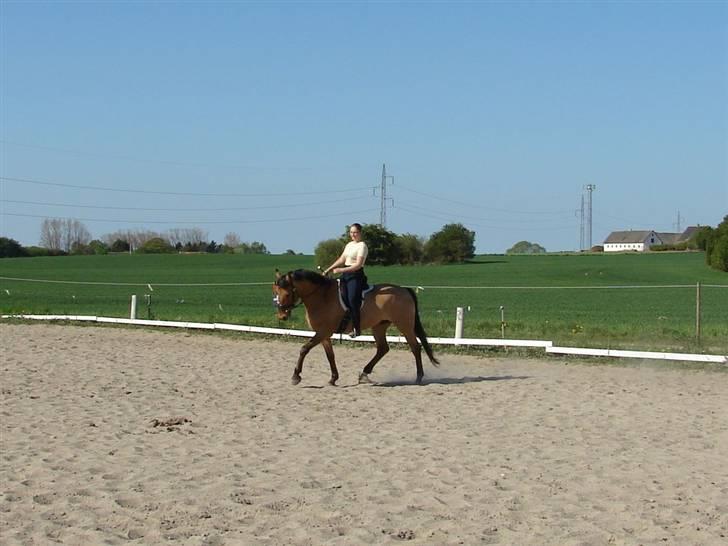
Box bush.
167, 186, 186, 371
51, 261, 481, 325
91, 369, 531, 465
25, 246, 65, 257
25, 246, 50, 257
0, 237, 28, 258
314, 238, 344, 269
651, 243, 688, 252
507, 241, 546, 254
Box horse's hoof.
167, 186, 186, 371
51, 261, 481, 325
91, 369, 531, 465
416, 376, 424, 385
328, 379, 338, 386
358, 373, 372, 384
292, 375, 301, 386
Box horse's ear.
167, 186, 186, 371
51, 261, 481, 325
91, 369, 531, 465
275, 269, 281, 280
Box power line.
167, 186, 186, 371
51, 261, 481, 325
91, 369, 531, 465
4, 208, 380, 225
396, 184, 574, 215
1, 195, 374, 212
395, 201, 576, 227
395, 204, 576, 231
0, 176, 376, 197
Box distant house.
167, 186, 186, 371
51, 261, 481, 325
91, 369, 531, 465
604, 231, 663, 252
604, 227, 701, 252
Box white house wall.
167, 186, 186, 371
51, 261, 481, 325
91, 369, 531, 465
605, 243, 646, 252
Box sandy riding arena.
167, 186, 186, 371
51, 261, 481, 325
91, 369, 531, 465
1, 324, 726, 545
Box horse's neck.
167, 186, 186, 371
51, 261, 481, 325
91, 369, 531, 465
295, 280, 334, 303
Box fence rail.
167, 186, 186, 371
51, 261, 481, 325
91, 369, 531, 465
2, 313, 725, 365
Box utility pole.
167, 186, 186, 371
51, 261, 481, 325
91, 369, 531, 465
380, 164, 387, 227
380, 164, 394, 228
579, 193, 585, 251
585, 184, 596, 249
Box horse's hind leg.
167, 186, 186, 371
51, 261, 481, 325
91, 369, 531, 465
403, 330, 424, 385
358, 322, 390, 384
321, 337, 339, 386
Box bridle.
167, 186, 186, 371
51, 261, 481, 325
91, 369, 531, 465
274, 274, 301, 313
273, 273, 328, 313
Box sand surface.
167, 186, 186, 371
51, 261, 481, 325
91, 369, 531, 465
1, 323, 727, 545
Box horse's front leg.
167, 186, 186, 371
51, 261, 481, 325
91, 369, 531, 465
320, 337, 339, 386
292, 334, 323, 385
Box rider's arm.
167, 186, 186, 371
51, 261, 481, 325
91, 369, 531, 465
323, 252, 346, 275
335, 255, 364, 274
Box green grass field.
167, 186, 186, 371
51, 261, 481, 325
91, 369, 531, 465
1, 252, 726, 354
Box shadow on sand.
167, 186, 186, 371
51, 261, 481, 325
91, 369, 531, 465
373, 375, 531, 387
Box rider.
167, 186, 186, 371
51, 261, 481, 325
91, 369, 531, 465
323, 223, 368, 338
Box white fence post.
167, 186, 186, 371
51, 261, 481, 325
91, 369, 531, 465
696, 282, 701, 342
455, 307, 464, 339
130, 295, 137, 320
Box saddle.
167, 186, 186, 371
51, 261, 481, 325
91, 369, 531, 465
335, 279, 375, 334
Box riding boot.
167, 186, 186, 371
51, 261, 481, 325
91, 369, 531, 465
350, 309, 360, 338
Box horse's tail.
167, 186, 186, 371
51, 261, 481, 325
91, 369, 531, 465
406, 287, 440, 367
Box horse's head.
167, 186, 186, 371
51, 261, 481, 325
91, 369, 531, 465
273, 269, 297, 320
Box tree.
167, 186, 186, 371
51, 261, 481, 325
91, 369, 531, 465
705, 216, 728, 272
110, 239, 130, 252
507, 241, 546, 254
249, 241, 269, 254
236, 241, 269, 254
693, 226, 713, 251
0, 237, 28, 258
40, 218, 91, 252
224, 232, 241, 248
137, 237, 174, 254
102, 229, 164, 252
88, 240, 109, 255
167, 227, 208, 248
394, 233, 424, 265
360, 224, 398, 265
424, 223, 475, 264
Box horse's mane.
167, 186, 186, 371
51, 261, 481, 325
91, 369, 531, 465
291, 269, 333, 286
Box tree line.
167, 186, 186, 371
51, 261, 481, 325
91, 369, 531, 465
0, 219, 273, 257
314, 223, 476, 266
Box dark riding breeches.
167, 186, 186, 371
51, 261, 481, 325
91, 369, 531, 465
341, 270, 366, 332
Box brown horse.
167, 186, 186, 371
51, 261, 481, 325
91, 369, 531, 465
273, 269, 439, 386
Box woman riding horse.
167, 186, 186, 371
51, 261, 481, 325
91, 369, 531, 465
322, 222, 368, 338
273, 269, 439, 386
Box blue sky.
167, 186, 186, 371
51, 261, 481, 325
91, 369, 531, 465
1, 1, 726, 254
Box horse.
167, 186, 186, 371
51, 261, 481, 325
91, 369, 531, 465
273, 269, 439, 386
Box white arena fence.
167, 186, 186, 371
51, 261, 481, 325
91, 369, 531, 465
2, 313, 725, 365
